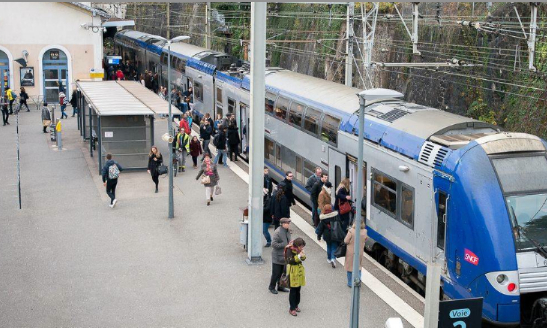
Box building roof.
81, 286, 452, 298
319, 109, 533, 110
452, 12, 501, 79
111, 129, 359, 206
77, 81, 153, 116
65, 2, 110, 18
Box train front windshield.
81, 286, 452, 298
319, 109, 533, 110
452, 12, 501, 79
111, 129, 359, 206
507, 194, 547, 251
492, 154, 547, 252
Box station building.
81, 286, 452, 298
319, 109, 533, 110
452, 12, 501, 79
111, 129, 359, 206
0, 2, 108, 104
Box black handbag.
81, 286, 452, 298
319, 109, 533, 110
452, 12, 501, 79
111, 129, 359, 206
334, 243, 347, 258
157, 165, 168, 175
330, 219, 345, 242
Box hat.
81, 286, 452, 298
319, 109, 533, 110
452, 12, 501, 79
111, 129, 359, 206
324, 182, 332, 188
280, 218, 291, 224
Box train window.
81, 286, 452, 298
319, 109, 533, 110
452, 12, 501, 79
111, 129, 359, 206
276, 144, 281, 167
296, 156, 303, 182
274, 97, 289, 121
321, 114, 340, 145
265, 138, 275, 163
303, 160, 316, 186
437, 192, 447, 250
228, 98, 236, 114
171, 55, 177, 69
303, 108, 321, 135
216, 87, 223, 105
372, 170, 397, 217
194, 82, 203, 102
335, 166, 341, 190
161, 53, 167, 65
177, 58, 186, 73
265, 92, 276, 116
281, 147, 296, 175
288, 102, 305, 128
401, 185, 414, 227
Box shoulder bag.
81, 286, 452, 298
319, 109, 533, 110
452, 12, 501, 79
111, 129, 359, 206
157, 165, 168, 175
330, 219, 346, 242
334, 243, 347, 258
339, 199, 352, 215
201, 175, 211, 184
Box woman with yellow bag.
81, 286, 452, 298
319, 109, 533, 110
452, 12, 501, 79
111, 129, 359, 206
284, 237, 306, 317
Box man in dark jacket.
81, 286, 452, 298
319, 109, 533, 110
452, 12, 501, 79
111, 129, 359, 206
227, 121, 240, 161
305, 167, 322, 227
101, 153, 123, 208
213, 128, 228, 167
264, 167, 273, 196
279, 171, 296, 206
70, 87, 78, 117
270, 187, 290, 230
268, 218, 292, 294
200, 119, 213, 158
310, 173, 329, 227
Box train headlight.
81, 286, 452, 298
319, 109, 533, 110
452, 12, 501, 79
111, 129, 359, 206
496, 274, 507, 284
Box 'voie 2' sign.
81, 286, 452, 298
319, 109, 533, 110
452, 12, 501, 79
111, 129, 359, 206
438, 298, 483, 328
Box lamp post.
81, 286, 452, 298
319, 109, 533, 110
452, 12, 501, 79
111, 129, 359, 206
154, 35, 190, 219
351, 88, 403, 328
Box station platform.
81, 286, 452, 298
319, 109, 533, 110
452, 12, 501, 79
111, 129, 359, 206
0, 110, 425, 327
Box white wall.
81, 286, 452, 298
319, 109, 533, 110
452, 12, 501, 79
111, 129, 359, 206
0, 2, 103, 98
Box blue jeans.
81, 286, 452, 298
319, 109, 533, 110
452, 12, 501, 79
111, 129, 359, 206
72, 106, 78, 116
326, 241, 339, 261
263, 222, 271, 243
214, 149, 227, 166
60, 104, 67, 118
347, 270, 362, 287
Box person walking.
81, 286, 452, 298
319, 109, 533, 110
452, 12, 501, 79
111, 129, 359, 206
175, 128, 190, 172
1, 93, 9, 126
286, 237, 306, 316
204, 112, 214, 127
269, 217, 292, 295
59, 92, 68, 119
335, 178, 352, 231
318, 181, 333, 214
263, 192, 272, 247
195, 154, 219, 206
179, 113, 191, 135
70, 87, 78, 117
344, 220, 368, 287
316, 204, 340, 268
147, 146, 163, 193
116, 69, 125, 80
41, 102, 51, 133
305, 167, 322, 225
6, 86, 17, 114
310, 173, 329, 227
227, 120, 240, 161
213, 128, 228, 167
279, 171, 296, 207
101, 153, 123, 208
270, 186, 290, 230
189, 136, 202, 169
199, 119, 213, 159
264, 167, 273, 196
19, 87, 30, 112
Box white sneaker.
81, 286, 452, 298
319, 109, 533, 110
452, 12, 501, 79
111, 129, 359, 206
109, 204, 114, 208
327, 259, 332, 264
112, 199, 118, 207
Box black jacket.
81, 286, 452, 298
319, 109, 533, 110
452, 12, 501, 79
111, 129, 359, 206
279, 179, 295, 205
215, 131, 227, 150
70, 90, 77, 107
270, 190, 290, 220
264, 174, 273, 195
310, 180, 324, 205
316, 211, 340, 243
200, 124, 212, 140
101, 159, 123, 183
148, 153, 163, 172
305, 174, 320, 192
263, 194, 272, 223
227, 126, 240, 146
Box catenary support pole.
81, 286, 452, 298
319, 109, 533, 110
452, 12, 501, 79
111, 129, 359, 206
206, 2, 212, 49
345, 2, 354, 86
167, 42, 174, 219
247, 1, 266, 265
529, 2, 538, 71
412, 2, 421, 55
166, 2, 170, 39
349, 92, 365, 328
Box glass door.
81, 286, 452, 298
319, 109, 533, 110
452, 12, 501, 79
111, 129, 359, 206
43, 68, 67, 104
0, 67, 9, 96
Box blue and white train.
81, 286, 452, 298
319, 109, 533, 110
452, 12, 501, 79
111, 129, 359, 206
114, 29, 547, 326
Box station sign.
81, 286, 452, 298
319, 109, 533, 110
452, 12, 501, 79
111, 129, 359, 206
439, 298, 483, 328
90, 68, 104, 79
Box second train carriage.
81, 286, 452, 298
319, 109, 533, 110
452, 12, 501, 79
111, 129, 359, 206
114, 29, 547, 326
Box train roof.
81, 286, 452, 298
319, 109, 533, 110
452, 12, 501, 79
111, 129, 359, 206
168, 42, 211, 59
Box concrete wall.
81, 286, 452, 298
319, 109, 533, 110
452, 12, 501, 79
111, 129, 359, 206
0, 2, 103, 99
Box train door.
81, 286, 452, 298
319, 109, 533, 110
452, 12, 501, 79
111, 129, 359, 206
328, 148, 345, 192
348, 155, 367, 221
436, 189, 449, 277
415, 173, 434, 263
239, 102, 249, 159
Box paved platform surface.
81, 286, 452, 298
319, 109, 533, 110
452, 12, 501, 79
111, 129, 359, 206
0, 109, 422, 327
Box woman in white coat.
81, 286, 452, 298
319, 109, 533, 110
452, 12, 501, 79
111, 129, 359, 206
344, 220, 367, 287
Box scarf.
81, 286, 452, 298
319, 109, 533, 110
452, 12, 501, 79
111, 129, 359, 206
205, 159, 213, 176
323, 185, 331, 196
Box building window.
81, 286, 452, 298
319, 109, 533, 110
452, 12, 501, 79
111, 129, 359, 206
321, 114, 340, 145
303, 107, 321, 135
265, 92, 276, 116
372, 170, 397, 217
274, 97, 289, 121
194, 82, 203, 102
288, 102, 305, 128
228, 98, 236, 114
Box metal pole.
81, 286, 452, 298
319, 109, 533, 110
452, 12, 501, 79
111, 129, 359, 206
166, 2, 170, 39
528, 2, 538, 71
167, 42, 174, 219
412, 2, 421, 55
205, 2, 212, 49
350, 93, 366, 328
16, 111, 21, 209
98, 116, 102, 175
424, 192, 441, 328
247, 1, 266, 265
89, 105, 93, 158
345, 2, 354, 87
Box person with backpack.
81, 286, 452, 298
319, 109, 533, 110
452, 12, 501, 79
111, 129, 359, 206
147, 146, 163, 193
263, 192, 272, 247
195, 154, 219, 206
316, 204, 341, 268
19, 87, 30, 112
268, 217, 291, 295
175, 128, 190, 172
101, 153, 123, 208
6, 86, 16, 114
286, 237, 307, 316
213, 127, 227, 167
59, 92, 68, 119
189, 136, 202, 169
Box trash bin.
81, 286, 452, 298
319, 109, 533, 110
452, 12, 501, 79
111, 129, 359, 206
240, 207, 249, 249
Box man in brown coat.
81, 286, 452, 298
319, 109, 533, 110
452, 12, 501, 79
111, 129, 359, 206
318, 181, 332, 214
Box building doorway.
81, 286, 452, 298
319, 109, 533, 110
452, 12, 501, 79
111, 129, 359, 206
0, 50, 9, 95
42, 49, 68, 104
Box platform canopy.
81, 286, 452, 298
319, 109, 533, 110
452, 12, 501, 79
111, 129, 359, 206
117, 81, 174, 116
77, 81, 153, 116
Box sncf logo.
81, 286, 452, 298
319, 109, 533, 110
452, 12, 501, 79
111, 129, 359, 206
464, 249, 479, 266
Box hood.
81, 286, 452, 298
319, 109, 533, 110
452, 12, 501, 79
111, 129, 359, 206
104, 159, 117, 167
320, 211, 338, 220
